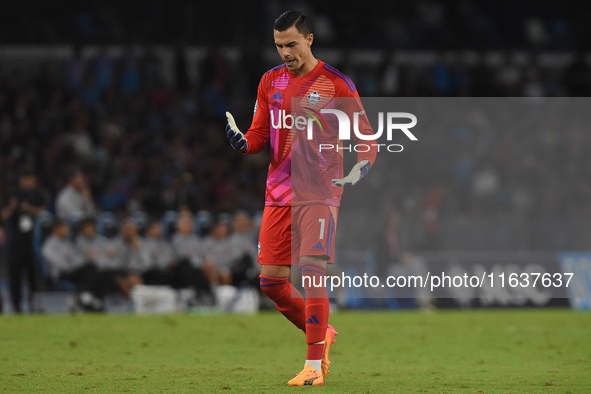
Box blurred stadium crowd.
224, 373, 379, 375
2, 0, 591, 50
2, 0, 591, 313
1, 44, 591, 230
1, 45, 590, 218
37, 210, 258, 312
2, 200, 259, 312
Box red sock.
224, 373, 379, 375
301, 262, 329, 361
260, 275, 306, 332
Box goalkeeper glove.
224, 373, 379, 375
225, 111, 248, 152
332, 160, 371, 187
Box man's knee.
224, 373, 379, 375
299, 255, 327, 268
259, 264, 291, 278
259, 274, 289, 300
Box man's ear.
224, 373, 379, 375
308, 33, 314, 47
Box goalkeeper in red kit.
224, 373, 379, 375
225, 10, 376, 386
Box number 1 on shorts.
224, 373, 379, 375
318, 218, 325, 240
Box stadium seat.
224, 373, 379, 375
217, 212, 233, 225
67, 217, 83, 241
33, 212, 54, 280
161, 210, 179, 239
194, 210, 213, 237
132, 211, 149, 236
97, 212, 120, 238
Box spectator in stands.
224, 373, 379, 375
111, 218, 143, 277
42, 219, 114, 311
171, 212, 204, 268
76, 217, 141, 297
138, 220, 176, 284
55, 168, 96, 221
202, 217, 235, 286
64, 111, 94, 159
140, 220, 209, 301
76, 218, 117, 271
0, 168, 48, 313
2, 40, 591, 255
171, 212, 212, 299
387, 252, 434, 310
228, 211, 257, 286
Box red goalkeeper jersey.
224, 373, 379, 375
245, 60, 376, 207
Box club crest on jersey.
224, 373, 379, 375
307, 91, 321, 106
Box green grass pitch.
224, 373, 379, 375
1, 309, 589, 393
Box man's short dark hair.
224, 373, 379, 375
20, 166, 36, 178
80, 217, 96, 227
274, 10, 312, 36
65, 166, 82, 181
146, 219, 160, 230
53, 219, 67, 230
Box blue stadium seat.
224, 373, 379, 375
194, 210, 213, 237
67, 216, 83, 241
33, 212, 54, 280
97, 212, 119, 238
161, 210, 179, 239
131, 211, 149, 236
217, 212, 233, 226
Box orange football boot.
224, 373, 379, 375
288, 364, 324, 386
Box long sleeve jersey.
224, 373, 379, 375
244, 60, 376, 207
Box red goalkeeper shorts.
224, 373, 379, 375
257, 205, 339, 266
